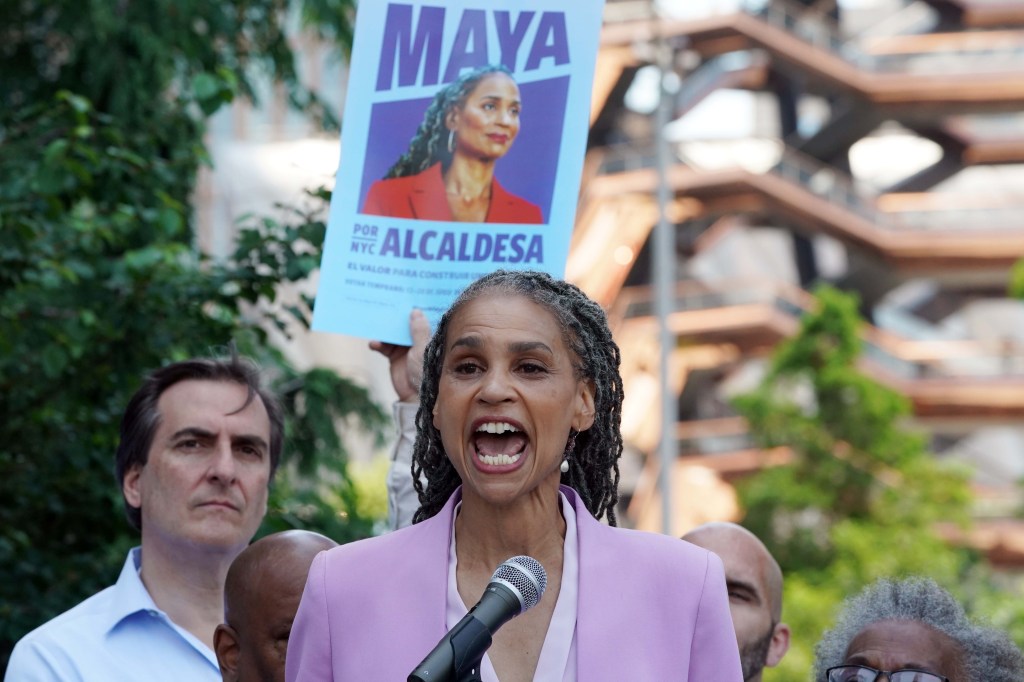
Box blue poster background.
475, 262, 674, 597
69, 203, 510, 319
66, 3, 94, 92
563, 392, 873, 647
313, 0, 606, 344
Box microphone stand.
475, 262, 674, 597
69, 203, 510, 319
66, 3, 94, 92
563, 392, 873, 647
408, 616, 491, 682
410, 557, 546, 682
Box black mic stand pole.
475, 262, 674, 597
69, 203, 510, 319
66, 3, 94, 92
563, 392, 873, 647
408, 616, 490, 682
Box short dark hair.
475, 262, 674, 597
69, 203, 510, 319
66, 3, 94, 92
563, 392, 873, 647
411, 270, 624, 524
114, 354, 284, 531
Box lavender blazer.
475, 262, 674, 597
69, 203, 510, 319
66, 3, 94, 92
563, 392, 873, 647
286, 486, 743, 681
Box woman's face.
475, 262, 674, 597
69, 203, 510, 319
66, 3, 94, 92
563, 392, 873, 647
433, 293, 595, 508
838, 619, 966, 681
447, 73, 521, 162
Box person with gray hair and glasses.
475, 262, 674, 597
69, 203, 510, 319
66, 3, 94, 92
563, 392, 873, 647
814, 577, 1024, 681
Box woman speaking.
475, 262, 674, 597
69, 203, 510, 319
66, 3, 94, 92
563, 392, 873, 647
362, 65, 543, 224
286, 271, 742, 680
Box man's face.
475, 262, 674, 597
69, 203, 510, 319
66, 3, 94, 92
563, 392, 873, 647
216, 545, 322, 682
122, 379, 272, 554
685, 528, 787, 681
227, 573, 304, 682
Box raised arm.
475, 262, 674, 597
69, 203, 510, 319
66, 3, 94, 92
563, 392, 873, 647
369, 309, 431, 530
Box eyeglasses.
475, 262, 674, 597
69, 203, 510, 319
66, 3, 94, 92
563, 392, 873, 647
826, 665, 950, 682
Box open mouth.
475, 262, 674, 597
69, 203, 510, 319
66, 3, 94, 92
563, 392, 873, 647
472, 421, 528, 466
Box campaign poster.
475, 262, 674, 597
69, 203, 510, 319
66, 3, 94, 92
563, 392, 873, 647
312, 0, 607, 344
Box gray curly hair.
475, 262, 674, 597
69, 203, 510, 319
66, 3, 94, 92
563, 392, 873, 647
813, 577, 1024, 682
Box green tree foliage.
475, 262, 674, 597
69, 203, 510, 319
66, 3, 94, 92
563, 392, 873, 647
0, 0, 375, 666
2, 0, 347, 144
1011, 258, 1024, 300
731, 286, 1020, 680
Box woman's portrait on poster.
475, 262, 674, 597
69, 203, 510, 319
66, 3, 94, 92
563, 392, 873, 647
362, 65, 544, 224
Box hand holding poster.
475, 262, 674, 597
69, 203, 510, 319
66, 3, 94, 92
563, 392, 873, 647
312, 0, 606, 344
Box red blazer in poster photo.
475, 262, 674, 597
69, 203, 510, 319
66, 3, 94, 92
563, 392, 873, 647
362, 64, 543, 225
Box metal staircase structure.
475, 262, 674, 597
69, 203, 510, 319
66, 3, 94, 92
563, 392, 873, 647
583, 0, 1024, 558
569, 147, 1024, 309
918, 0, 1024, 29
612, 280, 1024, 561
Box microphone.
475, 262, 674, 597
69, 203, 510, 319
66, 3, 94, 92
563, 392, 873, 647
408, 555, 547, 682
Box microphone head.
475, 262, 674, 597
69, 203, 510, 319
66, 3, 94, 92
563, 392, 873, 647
490, 555, 547, 613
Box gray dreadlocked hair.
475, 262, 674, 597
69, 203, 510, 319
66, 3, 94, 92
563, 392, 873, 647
813, 577, 1024, 682
384, 64, 512, 180
410, 270, 624, 525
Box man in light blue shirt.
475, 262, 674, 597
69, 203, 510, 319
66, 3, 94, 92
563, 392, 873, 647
6, 355, 284, 682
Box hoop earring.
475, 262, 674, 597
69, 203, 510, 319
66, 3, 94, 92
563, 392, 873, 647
447, 129, 455, 153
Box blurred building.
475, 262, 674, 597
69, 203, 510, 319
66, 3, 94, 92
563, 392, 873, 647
583, 0, 1024, 564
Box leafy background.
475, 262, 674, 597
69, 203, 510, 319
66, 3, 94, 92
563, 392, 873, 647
0, 0, 385, 667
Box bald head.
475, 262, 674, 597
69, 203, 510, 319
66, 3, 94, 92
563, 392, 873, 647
684, 522, 783, 620
216, 530, 337, 682
224, 530, 336, 624
683, 523, 789, 681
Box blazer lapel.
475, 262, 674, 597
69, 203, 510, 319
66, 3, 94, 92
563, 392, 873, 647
566, 487, 620, 680
383, 487, 461, 676
486, 177, 516, 222
409, 163, 453, 221
570, 487, 669, 680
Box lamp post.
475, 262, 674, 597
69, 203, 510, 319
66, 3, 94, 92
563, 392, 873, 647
651, 2, 678, 535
